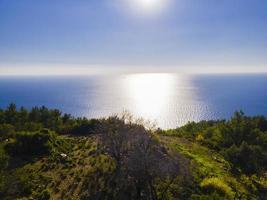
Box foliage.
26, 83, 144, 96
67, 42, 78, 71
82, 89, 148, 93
0, 144, 9, 193
70, 118, 101, 135
0, 103, 101, 135
0, 105, 267, 199
0, 124, 15, 139
200, 177, 234, 198
223, 142, 267, 175
35, 189, 51, 200
163, 111, 267, 176
5, 129, 57, 156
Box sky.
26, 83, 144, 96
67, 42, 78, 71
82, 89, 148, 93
0, 0, 267, 74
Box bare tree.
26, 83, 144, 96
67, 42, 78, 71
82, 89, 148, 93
96, 114, 191, 200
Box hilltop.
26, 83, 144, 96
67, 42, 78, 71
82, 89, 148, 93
0, 104, 266, 200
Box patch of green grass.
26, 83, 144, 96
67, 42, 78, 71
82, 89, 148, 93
159, 135, 253, 199
200, 177, 235, 199
160, 136, 230, 178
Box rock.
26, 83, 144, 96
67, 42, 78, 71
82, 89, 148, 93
60, 153, 67, 158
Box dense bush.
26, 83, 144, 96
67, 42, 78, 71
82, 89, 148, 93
168, 111, 267, 175
70, 118, 101, 135
0, 124, 15, 139
0, 145, 8, 170
5, 129, 56, 156
0, 104, 101, 136
223, 142, 267, 175
0, 144, 9, 193
35, 189, 50, 200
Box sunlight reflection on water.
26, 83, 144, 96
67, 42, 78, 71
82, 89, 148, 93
119, 73, 211, 128
124, 73, 175, 117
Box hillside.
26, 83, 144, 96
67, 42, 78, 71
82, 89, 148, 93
0, 104, 266, 200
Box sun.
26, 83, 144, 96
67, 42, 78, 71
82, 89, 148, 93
135, 0, 163, 9
126, 0, 170, 16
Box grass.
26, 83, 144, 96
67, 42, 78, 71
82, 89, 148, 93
158, 134, 259, 199
200, 177, 235, 198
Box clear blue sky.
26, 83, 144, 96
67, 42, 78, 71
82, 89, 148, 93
0, 0, 267, 73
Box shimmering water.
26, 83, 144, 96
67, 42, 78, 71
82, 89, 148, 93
0, 73, 266, 129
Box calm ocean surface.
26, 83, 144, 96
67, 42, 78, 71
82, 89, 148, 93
0, 73, 266, 129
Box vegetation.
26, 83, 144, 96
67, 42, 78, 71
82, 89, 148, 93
0, 104, 266, 199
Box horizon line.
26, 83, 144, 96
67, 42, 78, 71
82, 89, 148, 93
0, 64, 267, 76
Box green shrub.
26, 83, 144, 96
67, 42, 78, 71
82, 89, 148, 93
14, 169, 36, 196
200, 177, 234, 198
70, 119, 101, 135
0, 124, 15, 139
223, 142, 267, 174
35, 189, 50, 200
0, 145, 8, 170
0, 144, 9, 193
5, 129, 56, 156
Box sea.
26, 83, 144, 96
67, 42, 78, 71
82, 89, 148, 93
0, 73, 266, 129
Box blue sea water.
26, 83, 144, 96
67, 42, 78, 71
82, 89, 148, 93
0, 73, 266, 129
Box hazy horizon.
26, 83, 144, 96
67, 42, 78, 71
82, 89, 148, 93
0, 64, 267, 76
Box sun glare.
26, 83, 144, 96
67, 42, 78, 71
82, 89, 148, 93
126, 0, 170, 16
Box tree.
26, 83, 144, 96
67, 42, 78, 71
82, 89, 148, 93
4, 103, 17, 125
5, 129, 56, 156
99, 115, 190, 200
224, 142, 267, 175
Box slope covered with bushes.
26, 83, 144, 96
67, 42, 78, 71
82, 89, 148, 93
0, 104, 266, 199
